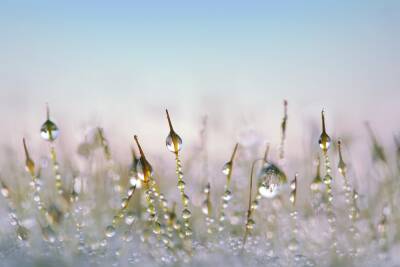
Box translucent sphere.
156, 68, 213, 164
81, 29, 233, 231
323, 174, 333, 185
40, 120, 59, 141
182, 209, 192, 219
105, 225, 116, 238
310, 175, 324, 191
258, 163, 287, 198
318, 132, 331, 152
42, 226, 56, 243
136, 159, 153, 181
246, 219, 255, 230
223, 190, 232, 201
222, 162, 232, 175
125, 213, 135, 225
129, 176, 142, 188
16, 225, 29, 241
166, 132, 182, 153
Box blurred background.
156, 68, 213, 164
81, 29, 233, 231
0, 1, 399, 167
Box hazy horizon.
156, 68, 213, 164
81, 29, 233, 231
1, 1, 399, 161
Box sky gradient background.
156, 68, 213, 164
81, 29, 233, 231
0, 1, 399, 162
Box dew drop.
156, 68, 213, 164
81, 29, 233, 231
125, 213, 135, 225
121, 198, 129, 208
182, 209, 191, 219
136, 159, 153, 181
0, 186, 9, 198
310, 176, 324, 191
201, 200, 209, 215
258, 163, 286, 198
222, 162, 232, 175
246, 219, 255, 230
129, 177, 141, 188
318, 132, 331, 152
166, 132, 183, 153
153, 222, 162, 234
323, 174, 332, 185
40, 120, 59, 142
42, 226, 56, 243
223, 190, 232, 201
289, 192, 296, 204
177, 180, 185, 190
105, 225, 116, 238
16, 225, 29, 241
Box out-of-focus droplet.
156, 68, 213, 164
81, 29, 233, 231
121, 198, 129, 208
222, 162, 232, 176
310, 176, 324, 192
153, 222, 162, 235
129, 176, 141, 188
223, 190, 232, 201
42, 226, 56, 243
16, 225, 29, 241
0, 183, 10, 198
288, 239, 299, 251
166, 132, 183, 153
246, 219, 255, 230
105, 225, 116, 238
323, 174, 332, 185
125, 213, 135, 225
177, 180, 185, 190
182, 209, 191, 219
201, 200, 209, 215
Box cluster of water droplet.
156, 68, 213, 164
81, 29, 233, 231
0, 106, 399, 266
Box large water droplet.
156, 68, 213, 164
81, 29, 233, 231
166, 132, 182, 153
40, 120, 59, 141
318, 132, 331, 152
258, 163, 286, 198
136, 158, 153, 181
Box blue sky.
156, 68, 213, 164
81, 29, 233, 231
0, 1, 399, 156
